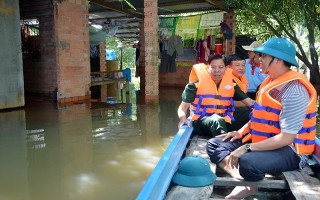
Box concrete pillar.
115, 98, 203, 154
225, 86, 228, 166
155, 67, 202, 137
0, 0, 24, 109
141, 0, 159, 103
223, 13, 236, 56
54, 0, 91, 103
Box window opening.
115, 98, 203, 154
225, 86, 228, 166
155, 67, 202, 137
20, 18, 40, 59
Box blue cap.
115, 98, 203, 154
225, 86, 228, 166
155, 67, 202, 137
172, 156, 217, 187
254, 37, 299, 66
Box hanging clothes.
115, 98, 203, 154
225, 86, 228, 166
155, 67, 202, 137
167, 35, 184, 56
194, 39, 203, 63
135, 41, 140, 77
208, 35, 216, 54
123, 68, 131, 82
160, 50, 177, 73
202, 39, 210, 62
160, 35, 183, 73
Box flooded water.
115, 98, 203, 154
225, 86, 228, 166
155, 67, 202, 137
1, 86, 319, 200
0, 88, 182, 200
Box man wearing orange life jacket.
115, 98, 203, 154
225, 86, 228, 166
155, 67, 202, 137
206, 38, 317, 199
225, 54, 253, 132
177, 54, 254, 138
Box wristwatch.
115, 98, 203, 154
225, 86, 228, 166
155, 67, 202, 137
245, 143, 252, 152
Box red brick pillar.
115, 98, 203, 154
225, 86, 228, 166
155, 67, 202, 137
100, 42, 107, 102
139, 0, 161, 143
140, 0, 159, 103
54, 0, 90, 103
223, 13, 236, 56
99, 42, 106, 71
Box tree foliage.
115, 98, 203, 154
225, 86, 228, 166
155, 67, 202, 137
226, 0, 320, 89
106, 37, 136, 70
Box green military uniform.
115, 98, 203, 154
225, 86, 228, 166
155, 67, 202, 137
182, 82, 250, 137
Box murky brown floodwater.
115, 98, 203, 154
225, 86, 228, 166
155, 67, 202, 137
0, 88, 182, 200
1, 86, 319, 200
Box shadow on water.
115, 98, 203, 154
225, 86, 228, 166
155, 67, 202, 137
0, 86, 319, 200
0, 86, 184, 200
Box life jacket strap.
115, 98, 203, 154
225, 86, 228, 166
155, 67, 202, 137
195, 94, 232, 100
254, 104, 281, 115
297, 126, 316, 134
251, 116, 280, 129
305, 112, 316, 119
293, 138, 315, 145
251, 129, 276, 138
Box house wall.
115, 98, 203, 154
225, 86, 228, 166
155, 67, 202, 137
20, 0, 91, 103
159, 61, 193, 88
0, 0, 25, 109
22, 4, 57, 98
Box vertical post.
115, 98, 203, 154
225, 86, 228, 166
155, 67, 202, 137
120, 47, 123, 70
55, 0, 90, 103
140, 0, 159, 103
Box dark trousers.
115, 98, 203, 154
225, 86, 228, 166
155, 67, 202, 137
247, 92, 257, 100
192, 109, 251, 138
226, 107, 251, 132
206, 137, 300, 181
193, 114, 227, 138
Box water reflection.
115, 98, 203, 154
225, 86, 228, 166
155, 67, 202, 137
0, 110, 28, 200
0, 88, 182, 200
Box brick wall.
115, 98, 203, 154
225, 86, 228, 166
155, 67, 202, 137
22, 1, 57, 98
54, 0, 90, 103
159, 61, 193, 88
21, 0, 90, 102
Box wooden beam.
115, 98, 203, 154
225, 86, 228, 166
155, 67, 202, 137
283, 166, 320, 200
158, 0, 205, 7
90, 0, 143, 18
205, 0, 232, 13
116, 27, 139, 33
115, 32, 139, 35
214, 177, 289, 189
117, 25, 139, 29
90, 77, 127, 86
117, 22, 140, 28
159, 7, 217, 15
116, 35, 140, 39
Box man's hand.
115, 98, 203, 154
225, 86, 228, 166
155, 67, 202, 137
178, 116, 190, 129
177, 101, 191, 129
227, 145, 246, 169
216, 131, 242, 142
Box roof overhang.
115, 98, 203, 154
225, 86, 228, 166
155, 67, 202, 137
89, 0, 233, 44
